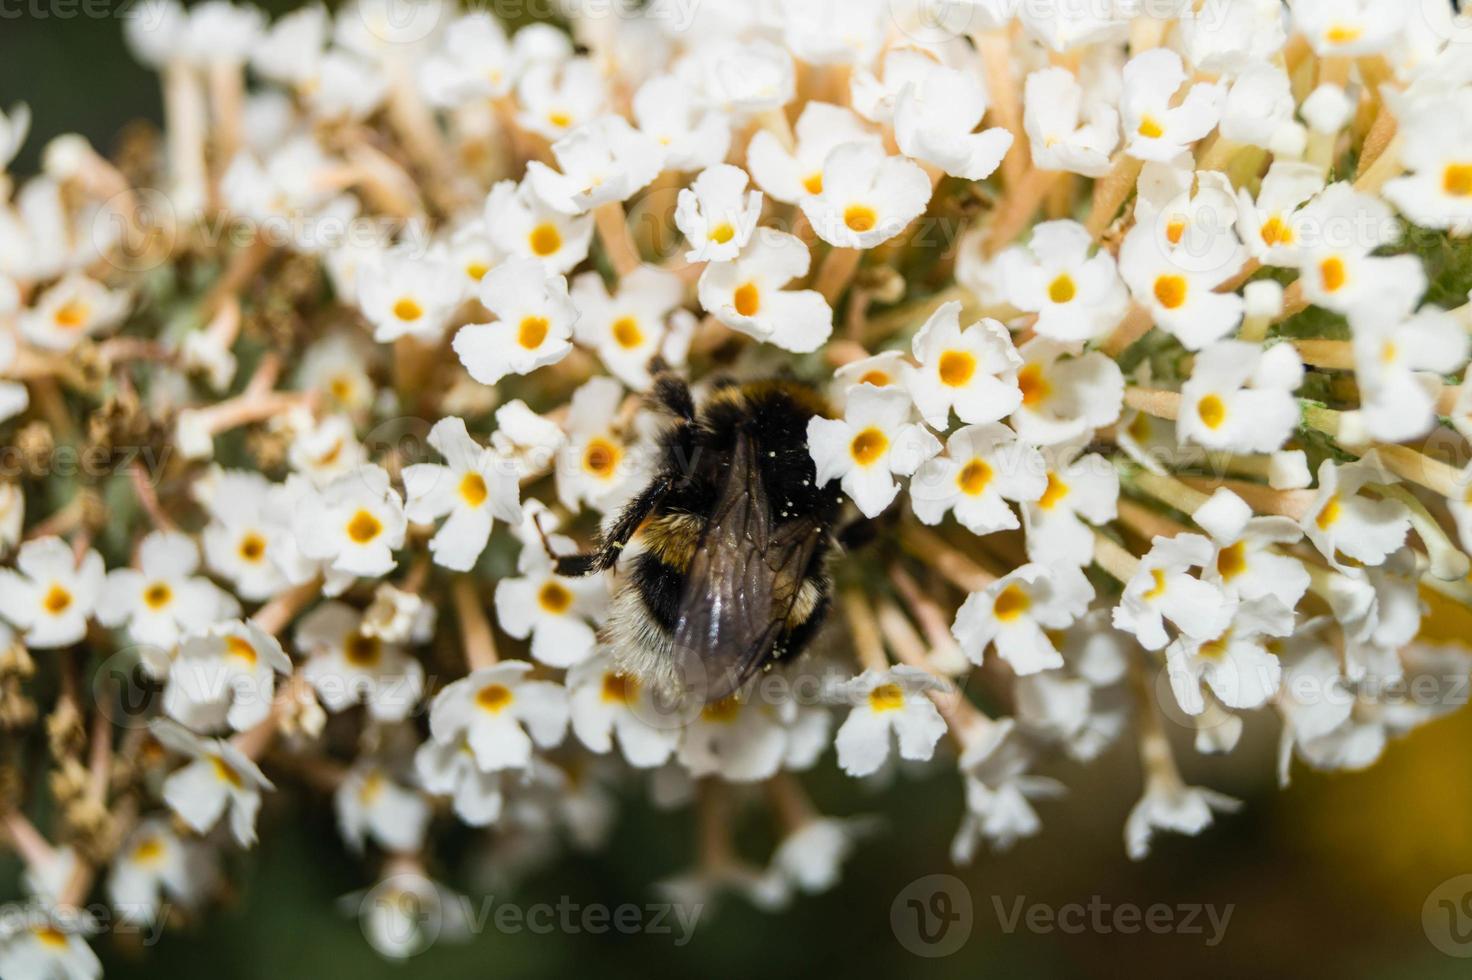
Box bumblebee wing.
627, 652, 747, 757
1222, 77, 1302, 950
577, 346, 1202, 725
670, 427, 822, 703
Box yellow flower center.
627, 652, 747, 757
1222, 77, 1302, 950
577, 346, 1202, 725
1038, 472, 1069, 510
1143, 568, 1168, 600
849, 427, 889, 466
992, 584, 1031, 622
1137, 115, 1165, 139
937, 350, 976, 387
1216, 541, 1247, 582
1320, 256, 1347, 293
1379, 340, 1398, 366
1326, 23, 1363, 45
1260, 215, 1294, 247
238, 532, 267, 563
42, 584, 72, 615
858, 370, 890, 387
1153, 274, 1188, 310
1197, 635, 1229, 660
392, 297, 423, 322
132, 836, 165, 865
1127, 413, 1152, 442
210, 754, 244, 788
802, 172, 824, 195
1048, 274, 1077, 304
1316, 495, 1342, 530
344, 632, 382, 667
547, 110, 572, 129
611, 316, 644, 349
601, 672, 638, 705
476, 683, 514, 713
709, 222, 735, 244
1196, 393, 1227, 430
459, 472, 489, 508
1165, 217, 1187, 245
53, 299, 90, 329
34, 927, 69, 950
701, 696, 741, 723
359, 771, 384, 804
1444, 164, 1472, 198
537, 581, 573, 614
868, 682, 905, 713
528, 222, 563, 257
1018, 363, 1050, 407
582, 438, 621, 479
733, 281, 761, 317
465, 261, 490, 281
346, 509, 383, 544
844, 204, 877, 232
226, 635, 257, 665
143, 582, 173, 610
958, 459, 992, 496
517, 315, 550, 349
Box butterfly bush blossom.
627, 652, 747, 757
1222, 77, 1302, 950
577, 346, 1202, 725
4, 0, 1472, 969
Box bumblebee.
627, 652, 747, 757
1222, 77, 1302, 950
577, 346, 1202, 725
555, 373, 847, 705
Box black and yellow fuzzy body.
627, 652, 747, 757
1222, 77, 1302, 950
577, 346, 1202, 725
557, 377, 843, 704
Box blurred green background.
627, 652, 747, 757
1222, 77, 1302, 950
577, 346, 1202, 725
7, 6, 1472, 978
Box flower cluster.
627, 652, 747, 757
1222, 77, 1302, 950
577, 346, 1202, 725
3, 0, 1472, 970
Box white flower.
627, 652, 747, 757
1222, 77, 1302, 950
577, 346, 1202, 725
1235, 161, 1326, 267
997, 220, 1128, 343
296, 602, 425, 723
674, 164, 762, 264
1022, 67, 1119, 178
676, 696, 790, 783
19, 273, 130, 352
526, 115, 663, 216
910, 423, 1046, 534
0, 103, 29, 172
747, 101, 880, 205
829, 350, 909, 408
682, 39, 794, 116
403, 417, 522, 572
152, 719, 274, 847
356, 248, 464, 344
1301, 457, 1411, 571
1166, 599, 1287, 716
428, 661, 569, 772
484, 178, 594, 275
1295, 182, 1425, 319
354, 871, 474, 961
780, 0, 885, 66
453, 258, 576, 387
571, 265, 684, 390
336, 763, 431, 854
893, 59, 1012, 181
904, 301, 1021, 429
632, 74, 731, 173
557, 376, 641, 514
1021, 440, 1119, 568
1017, 0, 1129, 50
1133, 164, 1246, 281
1113, 534, 1235, 651
801, 142, 931, 249
1119, 221, 1245, 351
1220, 63, 1294, 149
1292, 0, 1409, 55
293, 464, 407, 580
1010, 339, 1123, 445
491, 400, 567, 480
567, 652, 681, 768
98, 531, 235, 651
108, 817, 217, 921
1120, 49, 1224, 162
771, 817, 873, 895
952, 563, 1094, 675
952, 718, 1064, 859
0, 537, 105, 649
1384, 91, 1472, 235
1206, 517, 1311, 626
515, 57, 607, 141
414, 737, 509, 826
807, 385, 941, 518
494, 542, 606, 669
164, 620, 291, 733
0, 915, 101, 980
1125, 773, 1239, 860
1351, 303, 1470, 443
1178, 340, 1304, 453
418, 12, 513, 105
696, 229, 832, 353
832, 666, 947, 778
1177, 0, 1286, 74
287, 414, 365, 487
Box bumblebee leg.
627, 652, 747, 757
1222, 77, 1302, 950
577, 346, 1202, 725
649, 371, 695, 421
554, 473, 676, 576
